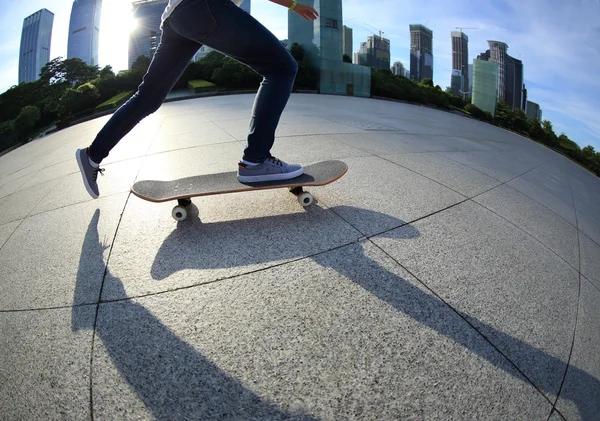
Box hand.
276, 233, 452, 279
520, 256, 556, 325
293, 4, 319, 21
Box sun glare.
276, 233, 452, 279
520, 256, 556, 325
98, 0, 136, 72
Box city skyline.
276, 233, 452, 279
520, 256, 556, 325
67, 0, 102, 66
0, 0, 598, 151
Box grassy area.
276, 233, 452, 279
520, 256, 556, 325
95, 91, 134, 112
188, 79, 217, 93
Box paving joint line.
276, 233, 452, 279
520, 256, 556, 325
366, 237, 557, 410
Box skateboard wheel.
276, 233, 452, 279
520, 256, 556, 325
298, 192, 314, 207
172, 206, 188, 221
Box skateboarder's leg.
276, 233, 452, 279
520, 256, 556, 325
87, 21, 201, 164
168, 0, 298, 163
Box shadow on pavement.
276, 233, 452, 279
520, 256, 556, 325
72, 210, 320, 420
75, 208, 599, 420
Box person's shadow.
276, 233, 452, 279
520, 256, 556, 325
75, 208, 599, 420
72, 210, 320, 420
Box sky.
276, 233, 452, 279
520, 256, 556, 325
1, 0, 599, 150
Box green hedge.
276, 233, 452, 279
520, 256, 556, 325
188, 79, 217, 93
95, 90, 134, 112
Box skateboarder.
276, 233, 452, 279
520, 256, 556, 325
76, 0, 319, 199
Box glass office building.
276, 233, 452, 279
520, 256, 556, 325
67, 0, 102, 66
288, 0, 370, 97
19, 9, 54, 84
471, 59, 499, 116
239, 0, 251, 14
128, 0, 168, 69
409, 24, 433, 82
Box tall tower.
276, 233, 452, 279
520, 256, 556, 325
487, 40, 508, 101
287, 0, 370, 97
19, 9, 54, 84
409, 24, 433, 82
451, 31, 469, 94
128, 0, 168, 69
356, 35, 390, 70
67, 0, 103, 66
343, 25, 353, 59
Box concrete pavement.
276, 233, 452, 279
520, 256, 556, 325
0, 94, 599, 420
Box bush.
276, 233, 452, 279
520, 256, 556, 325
95, 90, 134, 112
187, 79, 217, 93
13, 106, 41, 139
57, 82, 100, 117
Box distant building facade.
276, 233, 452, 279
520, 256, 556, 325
526, 100, 542, 121
409, 24, 433, 82
343, 25, 352, 59
471, 59, 499, 115
19, 8, 54, 84
479, 42, 524, 110
392, 61, 406, 77
67, 0, 102, 66
356, 35, 390, 70
128, 0, 167, 69
288, 0, 370, 97
451, 31, 469, 95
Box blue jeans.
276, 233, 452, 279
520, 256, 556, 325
88, 0, 298, 163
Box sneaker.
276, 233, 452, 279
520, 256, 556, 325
237, 157, 304, 183
76, 148, 104, 199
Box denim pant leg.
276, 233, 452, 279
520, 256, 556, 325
88, 21, 200, 163
169, 0, 298, 163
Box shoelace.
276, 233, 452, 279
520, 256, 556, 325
92, 167, 105, 182
267, 157, 283, 167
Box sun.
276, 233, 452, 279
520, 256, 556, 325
98, 0, 137, 72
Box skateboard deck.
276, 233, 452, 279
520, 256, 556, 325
131, 160, 347, 221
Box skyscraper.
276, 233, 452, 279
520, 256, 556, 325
343, 25, 353, 59
451, 31, 469, 95
471, 59, 499, 116
392, 61, 406, 77
288, 0, 370, 97
67, 0, 103, 66
356, 35, 390, 71
128, 0, 168, 69
19, 9, 54, 84
487, 40, 508, 101
409, 24, 433, 82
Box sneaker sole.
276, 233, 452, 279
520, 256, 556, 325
76, 149, 99, 199
237, 167, 304, 183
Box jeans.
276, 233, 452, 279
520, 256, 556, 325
88, 0, 298, 163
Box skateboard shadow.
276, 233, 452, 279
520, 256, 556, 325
148, 205, 598, 419
72, 210, 320, 420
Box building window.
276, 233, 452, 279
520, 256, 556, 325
326, 18, 338, 29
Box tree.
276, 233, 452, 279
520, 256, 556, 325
542, 120, 558, 147
57, 82, 100, 117
99, 65, 115, 79
39, 57, 99, 86
289, 43, 305, 61
420, 78, 434, 87
13, 106, 41, 139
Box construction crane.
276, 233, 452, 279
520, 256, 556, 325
364, 23, 384, 38
455, 27, 478, 32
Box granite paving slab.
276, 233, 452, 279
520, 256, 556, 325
0, 178, 62, 225
579, 232, 600, 290
31, 158, 143, 215
99, 117, 165, 165
383, 152, 501, 197
0, 306, 94, 420
136, 142, 245, 181
314, 156, 466, 236
267, 134, 372, 163
0, 219, 20, 249
18, 158, 80, 191
0, 197, 126, 310
93, 241, 551, 420
555, 278, 600, 420
101, 194, 361, 301
398, 133, 503, 153
576, 209, 600, 246
473, 184, 579, 269
149, 122, 237, 154
439, 148, 544, 182
518, 163, 575, 206
371, 200, 579, 402
507, 174, 577, 227
336, 132, 428, 155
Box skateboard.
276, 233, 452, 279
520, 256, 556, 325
131, 160, 348, 221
